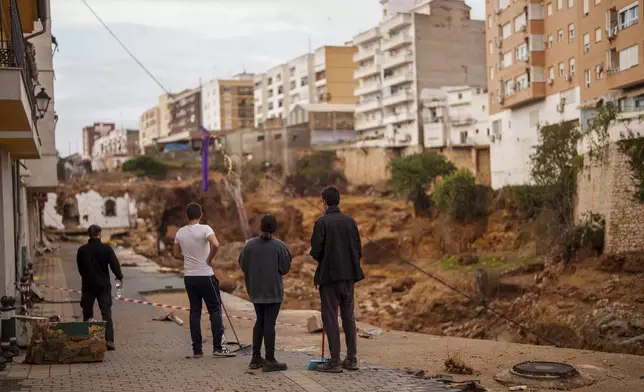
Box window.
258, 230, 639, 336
583, 33, 590, 52
267, 77, 273, 85
595, 0, 600, 4
514, 14, 527, 32
276, 74, 282, 82
618, 4, 639, 30
548, 35, 553, 48
516, 73, 529, 90
516, 43, 528, 61
502, 51, 513, 68
490, 67, 495, 80
584, 69, 591, 87
458, 93, 463, 99
568, 0, 574, 8
619, 44, 639, 70
569, 57, 576, 75
547, 2, 553, 15
557, 0, 562, 9
268, 89, 273, 97
274, 134, 282, 140
504, 79, 516, 95
257, 135, 265, 142
104, 200, 117, 217
568, 24, 575, 42
502, 23, 512, 39
268, 102, 274, 110
278, 99, 283, 108
278, 86, 283, 95
549, 66, 555, 80
489, 41, 494, 54
289, 67, 295, 77
558, 29, 564, 42
488, 14, 492, 28
290, 80, 296, 89
301, 76, 309, 86
583, 0, 589, 14
559, 62, 565, 76
595, 27, 602, 42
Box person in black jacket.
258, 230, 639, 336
310, 186, 364, 373
76, 225, 123, 351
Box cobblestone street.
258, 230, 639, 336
0, 244, 458, 392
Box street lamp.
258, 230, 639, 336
35, 88, 51, 119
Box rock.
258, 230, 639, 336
307, 315, 323, 333
392, 277, 415, 293
25, 321, 107, 364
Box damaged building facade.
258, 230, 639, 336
44, 191, 137, 231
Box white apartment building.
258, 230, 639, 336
139, 106, 160, 150
353, 0, 486, 151
422, 86, 490, 148
94, 129, 139, 158
255, 55, 314, 126
202, 79, 222, 131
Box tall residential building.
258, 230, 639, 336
254, 46, 358, 126
0, 0, 57, 296
139, 106, 160, 151
82, 122, 116, 157
169, 88, 201, 135
201, 73, 255, 132
485, 0, 643, 189
353, 0, 486, 151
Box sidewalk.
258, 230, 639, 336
0, 244, 457, 392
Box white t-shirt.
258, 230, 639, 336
174, 224, 216, 276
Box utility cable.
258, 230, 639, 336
261, 172, 559, 347
79, 0, 172, 96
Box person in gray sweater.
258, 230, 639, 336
238, 215, 292, 372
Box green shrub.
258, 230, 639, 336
122, 156, 168, 179
506, 185, 546, 217
433, 169, 488, 221
388, 153, 455, 216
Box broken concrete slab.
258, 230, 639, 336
307, 315, 323, 333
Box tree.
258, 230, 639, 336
388, 153, 455, 216
433, 169, 488, 221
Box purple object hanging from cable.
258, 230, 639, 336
201, 125, 209, 192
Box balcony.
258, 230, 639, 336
353, 27, 381, 45
382, 51, 414, 70
354, 47, 377, 63
381, 13, 412, 33
499, 82, 546, 109
383, 110, 415, 125
355, 99, 381, 113
449, 116, 475, 126
0, 3, 42, 159
355, 117, 383, 131
386, 124, 416, 146
607, 65, 643, 90
382, 71, 414, 88
381, 32, 412, 52
382, 89, 414, 107
354, 63, 380, 79
424, 122, 447, 148
355, 81, 380, 96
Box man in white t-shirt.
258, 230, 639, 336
173, 203, 235, 358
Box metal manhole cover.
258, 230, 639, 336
510, 361, 579, 379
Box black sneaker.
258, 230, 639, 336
213, 347, 236, 358
262, 358, 287, 372
248, 355, 265, 369
193, 352, 204, 358
316, 359, 343, 373
106, 341, 116, 351
342, 357, 359, 371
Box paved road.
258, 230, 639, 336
0, 243, 459, 392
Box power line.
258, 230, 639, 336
262, 173, 559, 347
79, 0, 172, 96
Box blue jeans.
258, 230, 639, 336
184, 275, 224, 354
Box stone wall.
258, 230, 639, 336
576, 143, 644, 254
428, 146, 492, 187
44, 190, 137, 230
336, 148, 398, 187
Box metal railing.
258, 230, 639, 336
3, 0, 38, 122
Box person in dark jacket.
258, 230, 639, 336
76, 225, 123, 350
238, 215, 292, 372
310, 186, 364, 373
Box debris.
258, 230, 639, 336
358, 328, 384, 339
157, 267, 181, 274
452, 381, 487, 392
153, 312, 184, 326
121, 261, 139, 267
306, 315, 323, 333
508, 386, 527, 391
444, 353, 475, 375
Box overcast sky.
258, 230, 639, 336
52, 0, 485, 155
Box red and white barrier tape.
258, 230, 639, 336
35, 283, 301, 328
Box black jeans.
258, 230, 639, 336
319, 280, 357, 361
81, 286, 114, 343
184, 275, 224, 354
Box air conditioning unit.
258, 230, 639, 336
547, 78, 554, 85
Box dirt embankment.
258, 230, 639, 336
54, 174, 644, 356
